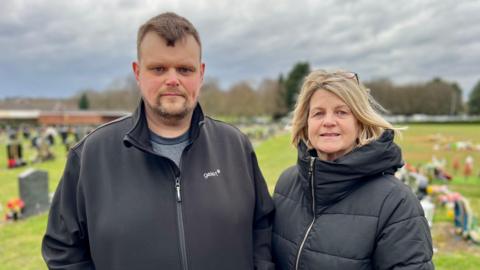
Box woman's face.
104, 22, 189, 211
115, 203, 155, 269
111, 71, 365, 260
307, 90, 360, 161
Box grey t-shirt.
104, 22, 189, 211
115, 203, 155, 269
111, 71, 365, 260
150, 130, 189, 167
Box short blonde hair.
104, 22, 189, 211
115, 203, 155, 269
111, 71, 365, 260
291, 69, 400, 148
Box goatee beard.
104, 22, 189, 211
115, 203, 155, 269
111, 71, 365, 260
154, 106, 191, 122
152, 98, 197, 124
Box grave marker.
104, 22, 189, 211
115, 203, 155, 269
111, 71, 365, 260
18, 169, 49, 217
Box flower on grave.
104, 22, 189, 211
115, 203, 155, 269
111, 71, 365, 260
6, 198, 24, 212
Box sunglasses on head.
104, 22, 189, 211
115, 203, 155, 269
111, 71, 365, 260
335, 71, 359, 85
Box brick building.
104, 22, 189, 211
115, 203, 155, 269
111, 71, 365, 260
0, 110, 129, 126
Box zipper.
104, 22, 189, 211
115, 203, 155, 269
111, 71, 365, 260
295, 157, 316, 270
175, 177, 182, 202
175, 141, 194, 270
126, 121, 204, 270
175, 176, 188, 270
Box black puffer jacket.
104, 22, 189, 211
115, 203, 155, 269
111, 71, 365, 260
272, 130, 434, 270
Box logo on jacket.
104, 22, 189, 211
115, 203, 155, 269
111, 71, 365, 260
203, 169, 221, 179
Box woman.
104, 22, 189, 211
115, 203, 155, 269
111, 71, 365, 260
272, 70, 433, 269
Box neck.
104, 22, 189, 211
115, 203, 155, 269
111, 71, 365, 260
317, 147, 355, 162
318, 153, 339, 161
145, 108, 192, 138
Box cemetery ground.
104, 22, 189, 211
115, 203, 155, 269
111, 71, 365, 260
0, 123, 479, 269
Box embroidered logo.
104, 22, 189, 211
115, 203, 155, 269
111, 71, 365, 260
203, 169, 221, 179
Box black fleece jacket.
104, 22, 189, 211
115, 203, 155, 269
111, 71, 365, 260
272, 130, 434, 270
42, 102, 275, 270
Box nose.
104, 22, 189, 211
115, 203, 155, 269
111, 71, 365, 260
165, 70, 180, 87
322, 112, 336, 127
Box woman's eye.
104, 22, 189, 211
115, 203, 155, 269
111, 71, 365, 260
336, 110, 349, 116
312, 111, 324, 117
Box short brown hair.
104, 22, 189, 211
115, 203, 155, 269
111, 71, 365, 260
291, 69, 401, 148
136, 12, 202, 60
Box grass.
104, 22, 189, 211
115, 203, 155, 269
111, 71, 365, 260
0, 135, 67, 270
0, 215, 47, 270
0, 123, 480, 269
433, 253, 480, 269
255, 130, 296, 191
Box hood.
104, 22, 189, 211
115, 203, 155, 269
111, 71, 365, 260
297, 129, 404, 209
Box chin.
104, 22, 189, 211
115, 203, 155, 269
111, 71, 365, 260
316, 145, 340, 153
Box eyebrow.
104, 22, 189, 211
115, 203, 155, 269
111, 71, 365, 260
145, 62, 197, 69
310, 104, 350, 111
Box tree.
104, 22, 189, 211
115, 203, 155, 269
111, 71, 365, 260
365, 78, 466, 115
365, 79, 396, 113
284, 62, 310, 111
468, 80, 480, 115
225, 82, 259, 117
78, 93, 90, 110
449, 82, 463, 115
199, 78, 226, 116
257, 78, 287, 118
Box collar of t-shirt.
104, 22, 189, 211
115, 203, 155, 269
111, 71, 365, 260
149, 129, 190, 167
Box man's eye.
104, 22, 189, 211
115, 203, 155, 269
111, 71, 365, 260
178, 67, 193, 74
151, 67, 165, 73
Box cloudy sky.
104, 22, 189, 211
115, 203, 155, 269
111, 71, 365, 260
1, 0, 479, 99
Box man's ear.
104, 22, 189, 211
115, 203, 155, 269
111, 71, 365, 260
132, 61, 140, 84
200, 63, 205, 82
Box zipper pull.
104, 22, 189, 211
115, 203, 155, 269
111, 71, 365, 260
308, 157, 315, 178
175, 177, 182, 202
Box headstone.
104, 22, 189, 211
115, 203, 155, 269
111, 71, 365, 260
33, 136, 55, 162
18, 169, 49, 217
6, 142, 26, 168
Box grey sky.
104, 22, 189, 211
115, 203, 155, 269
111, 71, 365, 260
1, 0, 479, 100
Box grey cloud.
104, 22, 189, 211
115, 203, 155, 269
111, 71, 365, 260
1, 0, 479, 98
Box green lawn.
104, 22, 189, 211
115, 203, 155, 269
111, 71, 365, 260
0, 215, 47, 270
0, 135, 66, 270
0, 123, 479, 269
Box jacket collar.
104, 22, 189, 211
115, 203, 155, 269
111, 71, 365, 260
297, 129, 404, 209
123, 100, 205, 151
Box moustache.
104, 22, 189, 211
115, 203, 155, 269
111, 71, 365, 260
157, 88, 187, 97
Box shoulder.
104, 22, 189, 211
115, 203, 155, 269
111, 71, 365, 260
359, 174, 415, 202
70, 114, 133, 153
204, 116, 246, 136
339, 174, 422, 219
202, 116, 252, 148
373, 174, 425, 226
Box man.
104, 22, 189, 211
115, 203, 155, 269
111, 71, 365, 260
42, 12, 275, 270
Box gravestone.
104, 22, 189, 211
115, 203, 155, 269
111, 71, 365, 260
18, 169, 49, 217
6, 142, 26, 168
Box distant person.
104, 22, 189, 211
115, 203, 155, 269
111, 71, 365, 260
42, 12, 274, 270
272, 70, 434, 269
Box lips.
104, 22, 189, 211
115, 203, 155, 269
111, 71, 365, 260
160, 91, 184, 97
320, 133, 340, 137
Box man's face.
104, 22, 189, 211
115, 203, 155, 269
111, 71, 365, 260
133, 32, 204, 122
